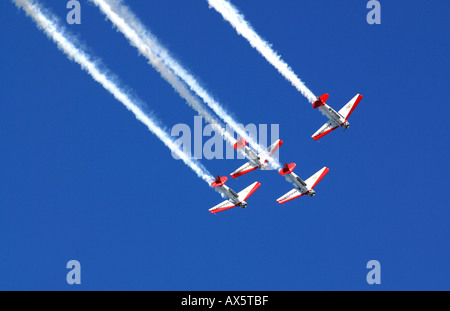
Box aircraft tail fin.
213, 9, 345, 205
312, 93, 329, 108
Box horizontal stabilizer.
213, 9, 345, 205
279, 163, 296, 176
312, 93, 329, 108
234, 138, 248, 149
211, 175, 228, 188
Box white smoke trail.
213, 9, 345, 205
208, 0, 317, 104
12, 0, 214, 185
89, 0, 239, 154
90, 0, 281, 170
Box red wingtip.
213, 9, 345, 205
309, 167, 330, 190
344, 94, 363, 121
233, 138, 247, 149
241, 182, 261, 202
312, 125, 339, 140
312, 93, 329, 108
279, 163, 296, 175
211, 175, 228, 187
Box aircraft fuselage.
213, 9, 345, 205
319, 104, 349, 128
216, 184, 241, 206
284, 171, 314, 196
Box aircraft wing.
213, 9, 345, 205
338, 94, 363, 121
237, 181, 261, 202
312, 120, 339, 140
276, 188, 305, 204
259, 139, 283, 162
230, 161, 260, 178
305, 167, 330, 190
209, 199, 237, 214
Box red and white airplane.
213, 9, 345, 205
209, 175, 261, 214
277, 163, 330, 204
312, 93, 363, 140
230, 138, 283, 178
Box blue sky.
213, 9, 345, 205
0, 0, 448, 290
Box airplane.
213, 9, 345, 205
276, 163, 330, 204
209, 175, 261, 214
312, 93, 363, 140
230, 138, 283, 178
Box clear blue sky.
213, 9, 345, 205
0, 0, 448, 290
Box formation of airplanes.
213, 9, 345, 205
209, 93, 363, 214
